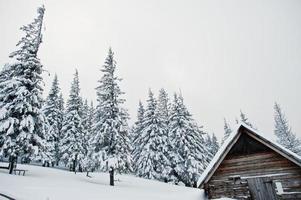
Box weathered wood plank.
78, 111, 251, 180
279, 192, 301, 199
217, 157, 299, 171
223, 152, 281, 165
218, 160, 294, 173
211, 168, 301, 180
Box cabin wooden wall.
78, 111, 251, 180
205, 150, 301, 199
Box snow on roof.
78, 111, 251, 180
197, 123, 301, 188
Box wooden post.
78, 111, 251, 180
109, 167, 114, 186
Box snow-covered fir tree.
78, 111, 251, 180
211, 134, 219, 155
81, 100, 95, 160
82, 100, 94, 143
82, 136, 97, 177
131, 101, 145, 162
0, 65, 10, 152
60, 70, 86, 172
81, 100, 96, 175
238, 110, 256, 129
89, 102, 95, 131
221, 118, 232, 145
81, 100, 89, 133
0, 64, 10, 85
133, 90, 170, 181
43, 74, 64, 166
90, 48, 131, 185
57, 92, 65, 160
0, 6, 51, 173
168, 93, 210, 187
58, 93, 65, 118
157, 88, 170, 125
274, 102, 301, 155
80, 100, 90, 158
205, 133, 219, 158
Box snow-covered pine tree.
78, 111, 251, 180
206, 133, 219, 157
58, 93, 65, 114
81, 100, 89, 133
221, 118, 232, 145
82, 101, 96, 176
133, 101, 145, 141
80, 99, 90, 164
60, 70, 85, 172
274, 102, 301, 155
0, 65, 10, 151
91, 48, 131, 186
82, 100, 94, 143
204, 134, 212, 148
204, 133, 214, 161
89, 102, 95, 132
239, 110, 256, 129
79, 100, 92, 174
43, 74, 64, 166
157, 88, 170, 125
57, 93, 65, 165
168, 93, 210, 187
0, 6, 51, 173
133, 89, 170, 181
0, 64, 10, 85
132, 101, 145, 166
210, 133, 219, 156
157, 88, 170, 166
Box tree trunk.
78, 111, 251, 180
185, 182, 191, 187
109, 167, 114, 186
86, 171, 92, 178
193, 181, 197, 188
73, 155, 77, 174
73, 159, 76, 173
8, 156, 16, 174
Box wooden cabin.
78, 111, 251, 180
197, 124, 301, 200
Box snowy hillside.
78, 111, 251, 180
0, 163, 204, 200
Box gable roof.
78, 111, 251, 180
197, 123, 301, 188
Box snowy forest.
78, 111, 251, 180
0, 5, 301, 190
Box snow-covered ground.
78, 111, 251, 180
0, 162, 204, 200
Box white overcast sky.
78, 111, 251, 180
0, 0, 300, 141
